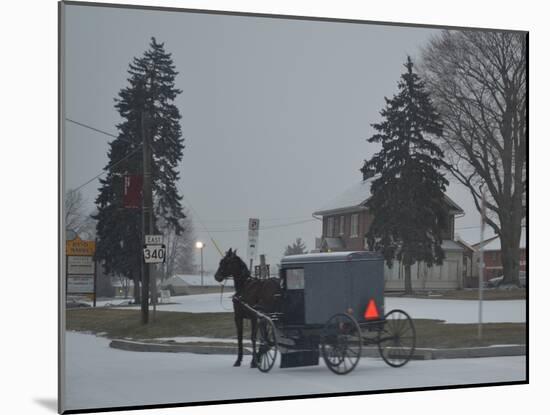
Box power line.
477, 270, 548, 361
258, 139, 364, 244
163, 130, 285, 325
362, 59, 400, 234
183, 198, 225, 257
71, 146, 142, 192
66, 118, 142, 192
66, 118, 118, 139
67, 116, 184, 149
204, 219, 316, 233
197, 215, 314, 224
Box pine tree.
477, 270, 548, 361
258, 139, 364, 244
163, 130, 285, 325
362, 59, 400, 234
284, 238, 308, 256
93, 37, 186, 303
363, 56, 449, 294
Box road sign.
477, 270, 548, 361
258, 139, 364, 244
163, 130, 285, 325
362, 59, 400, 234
145, 234, 163, 245
247, 218, 260, 262
143, 244, 166, 263
67, 275, 94, 293
249, 218, 259, 231
68, 256, 95, 274
66, 237, 96, 256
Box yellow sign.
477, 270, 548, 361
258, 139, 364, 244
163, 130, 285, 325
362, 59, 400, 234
66, 237, 96, 256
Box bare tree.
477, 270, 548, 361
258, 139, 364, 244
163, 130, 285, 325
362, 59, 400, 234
422, 30, 526, 285
65, 189, 97, 239
65, 189, 86, 233
158, 213, 196, 279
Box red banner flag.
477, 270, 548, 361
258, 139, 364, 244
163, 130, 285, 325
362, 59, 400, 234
123, 175, 143, 209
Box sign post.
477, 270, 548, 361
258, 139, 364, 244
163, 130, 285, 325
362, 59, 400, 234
144, 235, 165, 321
247, 218, 260, 271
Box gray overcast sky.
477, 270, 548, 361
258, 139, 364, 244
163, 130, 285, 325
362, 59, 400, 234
63, 4, 482, 273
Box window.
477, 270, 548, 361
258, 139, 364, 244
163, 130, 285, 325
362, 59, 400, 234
350, 213, 359, 237
339, 215, 345, 236
327, 216, 334, 237
286, 268, 305, 290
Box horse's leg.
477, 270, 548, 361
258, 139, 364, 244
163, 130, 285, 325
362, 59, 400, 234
234, 314, 243, 367
250, 317, 258, 368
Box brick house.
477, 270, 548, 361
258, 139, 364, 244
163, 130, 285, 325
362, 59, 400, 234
313, 176, 466, 290
472, 229, 527, 281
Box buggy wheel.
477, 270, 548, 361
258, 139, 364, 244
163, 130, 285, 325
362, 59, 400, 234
256, 318, 278, 373
377, 309, 416, 368
321, 313, 362, 375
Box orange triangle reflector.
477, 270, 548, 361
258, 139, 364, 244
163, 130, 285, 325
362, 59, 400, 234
364, 299, 380, 320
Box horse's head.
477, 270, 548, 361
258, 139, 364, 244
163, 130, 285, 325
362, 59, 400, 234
214, 248, 245, 283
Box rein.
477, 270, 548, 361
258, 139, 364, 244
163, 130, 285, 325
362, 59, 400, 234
217, 256, 255, 311
219, 276, 235, 311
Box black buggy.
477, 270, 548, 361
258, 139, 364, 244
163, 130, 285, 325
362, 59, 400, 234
237, 251, 416, 375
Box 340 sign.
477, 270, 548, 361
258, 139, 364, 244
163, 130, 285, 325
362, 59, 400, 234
143, 244, 166, 264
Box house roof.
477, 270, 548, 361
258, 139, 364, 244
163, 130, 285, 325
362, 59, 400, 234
440, 239, 465, 252
455, 237, 476, 252
314, 179, 374, 216
313, 177, 465, 216
472, 228, 526, 251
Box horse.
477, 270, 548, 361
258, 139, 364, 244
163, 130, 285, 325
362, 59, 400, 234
214, 248, 281, 367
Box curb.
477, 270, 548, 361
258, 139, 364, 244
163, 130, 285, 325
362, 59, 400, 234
361, 345, 525, 360
109, 339, 525, 360
110, 339, 251, 355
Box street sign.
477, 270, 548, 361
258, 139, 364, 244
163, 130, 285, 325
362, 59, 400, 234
143, 244, 166, 263
254, 264, 270, 278
247, 218, 260, 263
67, 275, 94, 293
68, 256, 95, 274
66, 237, 96, 256
145, 234, 163, 245
66, 237, 97, 302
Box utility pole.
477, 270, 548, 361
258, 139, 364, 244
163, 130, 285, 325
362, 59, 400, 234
141, 109, 152, 324
478, 190, 486, 340
200, 246, 204, 287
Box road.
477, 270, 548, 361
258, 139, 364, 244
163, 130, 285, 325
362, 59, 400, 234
63, 332, 526, 412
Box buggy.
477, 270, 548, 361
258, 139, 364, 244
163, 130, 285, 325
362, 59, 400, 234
235, 251, 416, 374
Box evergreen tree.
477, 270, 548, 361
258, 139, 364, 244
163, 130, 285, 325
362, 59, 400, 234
93, 37, 185, 303
284, 238, 308, 256
363, 56, 449, 294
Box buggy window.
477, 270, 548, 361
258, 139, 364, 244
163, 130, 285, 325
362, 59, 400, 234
286, 268, 305, 290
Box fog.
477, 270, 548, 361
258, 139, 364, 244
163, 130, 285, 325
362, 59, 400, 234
63, 4, 480, 272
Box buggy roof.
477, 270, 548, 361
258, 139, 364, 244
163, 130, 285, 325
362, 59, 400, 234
281, 251, 381, 265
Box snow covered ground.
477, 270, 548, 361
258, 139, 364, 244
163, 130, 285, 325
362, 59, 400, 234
63, 332, 526, 412
93, 293, 526, 324
384, 297, 526, 324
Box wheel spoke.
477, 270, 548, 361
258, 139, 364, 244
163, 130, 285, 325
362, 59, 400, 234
256, 319, 278, 373
377, 310, 416, 368
321, 313, 362, 375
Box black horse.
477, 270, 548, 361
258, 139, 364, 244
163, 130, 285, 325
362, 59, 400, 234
214, 249, 280, 367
